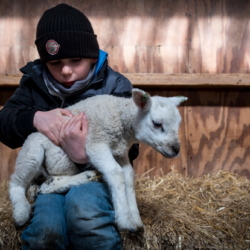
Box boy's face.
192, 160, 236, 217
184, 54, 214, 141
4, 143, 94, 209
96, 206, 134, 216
46, 58, 97, 88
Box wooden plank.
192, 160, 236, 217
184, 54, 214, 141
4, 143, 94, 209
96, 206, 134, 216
124, 73, 250, 87
185, 91, 250, 178
0, 142, 20, 181
0, 74, 22, 86
1, 0, 250, 74
188, 0, 250, 74
0, 0, 190, 74
1, 73, 250, 87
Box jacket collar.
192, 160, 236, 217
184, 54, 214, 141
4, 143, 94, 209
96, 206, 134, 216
21, 60, 55, 101
20, 58, 108, 97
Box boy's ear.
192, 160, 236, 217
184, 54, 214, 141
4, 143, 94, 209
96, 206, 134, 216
91, 58, 98, 63
132, 88, 152, 112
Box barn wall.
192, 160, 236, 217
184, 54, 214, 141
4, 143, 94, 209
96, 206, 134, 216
1, 0, 250, 74
1, 0, 250, 180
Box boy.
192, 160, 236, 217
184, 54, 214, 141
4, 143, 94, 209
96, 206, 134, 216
0, 4, 138, 250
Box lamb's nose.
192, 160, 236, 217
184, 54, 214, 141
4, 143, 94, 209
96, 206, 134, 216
171, 143, 180, 155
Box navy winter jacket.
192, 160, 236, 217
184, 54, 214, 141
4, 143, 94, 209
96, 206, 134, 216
0, 59, 139, 163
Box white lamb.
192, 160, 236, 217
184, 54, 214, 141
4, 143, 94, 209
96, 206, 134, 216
9, 88, 187, 232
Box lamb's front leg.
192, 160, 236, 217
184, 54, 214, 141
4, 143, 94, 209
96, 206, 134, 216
117, 156, 144, 231
88, 143, 137, 232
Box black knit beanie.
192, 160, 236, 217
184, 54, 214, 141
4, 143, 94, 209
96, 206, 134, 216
35, 4, 99, 63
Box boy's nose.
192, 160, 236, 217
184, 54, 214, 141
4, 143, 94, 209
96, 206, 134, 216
61, 66, 73, 75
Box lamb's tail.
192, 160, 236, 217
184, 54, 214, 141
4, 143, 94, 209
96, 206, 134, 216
9, 136, 45, 226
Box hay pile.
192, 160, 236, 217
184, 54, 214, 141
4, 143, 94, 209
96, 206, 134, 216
0, 182, 24, 249
1, 170, 250, 250
122, 170, 250, 250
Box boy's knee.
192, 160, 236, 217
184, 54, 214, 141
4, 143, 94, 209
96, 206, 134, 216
39, 228, 65, 249
65, 182, 114, 231
65, 183, 122, 250
22, 227, 66, 250
66, 182, 112, 209
22, 193, 68, 250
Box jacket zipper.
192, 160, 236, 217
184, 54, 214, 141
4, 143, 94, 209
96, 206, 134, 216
61, 99, 65, 108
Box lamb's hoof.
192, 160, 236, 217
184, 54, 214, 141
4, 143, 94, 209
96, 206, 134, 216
13, 202, 31, 227
39, 177, 54, 194
129, 226, 144, 235
85, 170, 97, 180
116, 217, 144, 234
14, 216, 30, 227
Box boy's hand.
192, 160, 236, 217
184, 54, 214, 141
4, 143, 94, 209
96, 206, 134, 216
33, 109, 72, 146
58, 112, 89, 164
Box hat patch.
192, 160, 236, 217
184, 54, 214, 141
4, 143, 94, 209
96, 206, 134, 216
46, 40, 60, 55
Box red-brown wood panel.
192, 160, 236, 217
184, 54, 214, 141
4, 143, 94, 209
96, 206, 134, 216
188, 0, 250, 73
1, 0, 250, 74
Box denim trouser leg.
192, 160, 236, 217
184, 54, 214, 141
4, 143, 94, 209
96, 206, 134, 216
22, 194, 68, 250
21, 182, 121, 250
65, 182, 121, 250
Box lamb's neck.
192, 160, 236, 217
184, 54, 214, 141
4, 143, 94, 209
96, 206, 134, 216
119, 99, 138, 144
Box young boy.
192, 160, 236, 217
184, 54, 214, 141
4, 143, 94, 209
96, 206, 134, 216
0, 4, 138, 250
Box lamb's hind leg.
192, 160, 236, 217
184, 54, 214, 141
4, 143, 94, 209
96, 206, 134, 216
117, 156, 143, 232
39, 171, 96, 194
87, 144, 137, 232
9, 139, 44, 226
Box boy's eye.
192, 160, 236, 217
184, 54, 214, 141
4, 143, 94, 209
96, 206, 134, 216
48, 60, 61, 66
71, 58, 82, 62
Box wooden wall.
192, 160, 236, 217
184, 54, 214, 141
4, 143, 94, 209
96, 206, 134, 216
1, 0, 250, 180
1, 0, 250, 74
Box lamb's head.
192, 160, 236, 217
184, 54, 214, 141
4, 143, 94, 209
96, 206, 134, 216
132, 88, 187, 158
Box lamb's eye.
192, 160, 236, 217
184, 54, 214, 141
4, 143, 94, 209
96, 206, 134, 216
152, 120, 164, 132
152, 120, 162, 128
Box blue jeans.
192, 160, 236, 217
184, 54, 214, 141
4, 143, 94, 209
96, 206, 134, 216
21, 182, 122, 250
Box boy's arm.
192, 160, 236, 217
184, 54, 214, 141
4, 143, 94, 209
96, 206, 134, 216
0, 76, 42, 148
0, 82, 72, 149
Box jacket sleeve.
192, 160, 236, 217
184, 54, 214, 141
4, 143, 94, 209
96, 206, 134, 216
111, 74, 133, 98
0, 75, 40, 149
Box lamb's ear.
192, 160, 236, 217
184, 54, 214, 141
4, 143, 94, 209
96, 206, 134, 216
168, 96, 188, 106
132, 88, 152, 112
